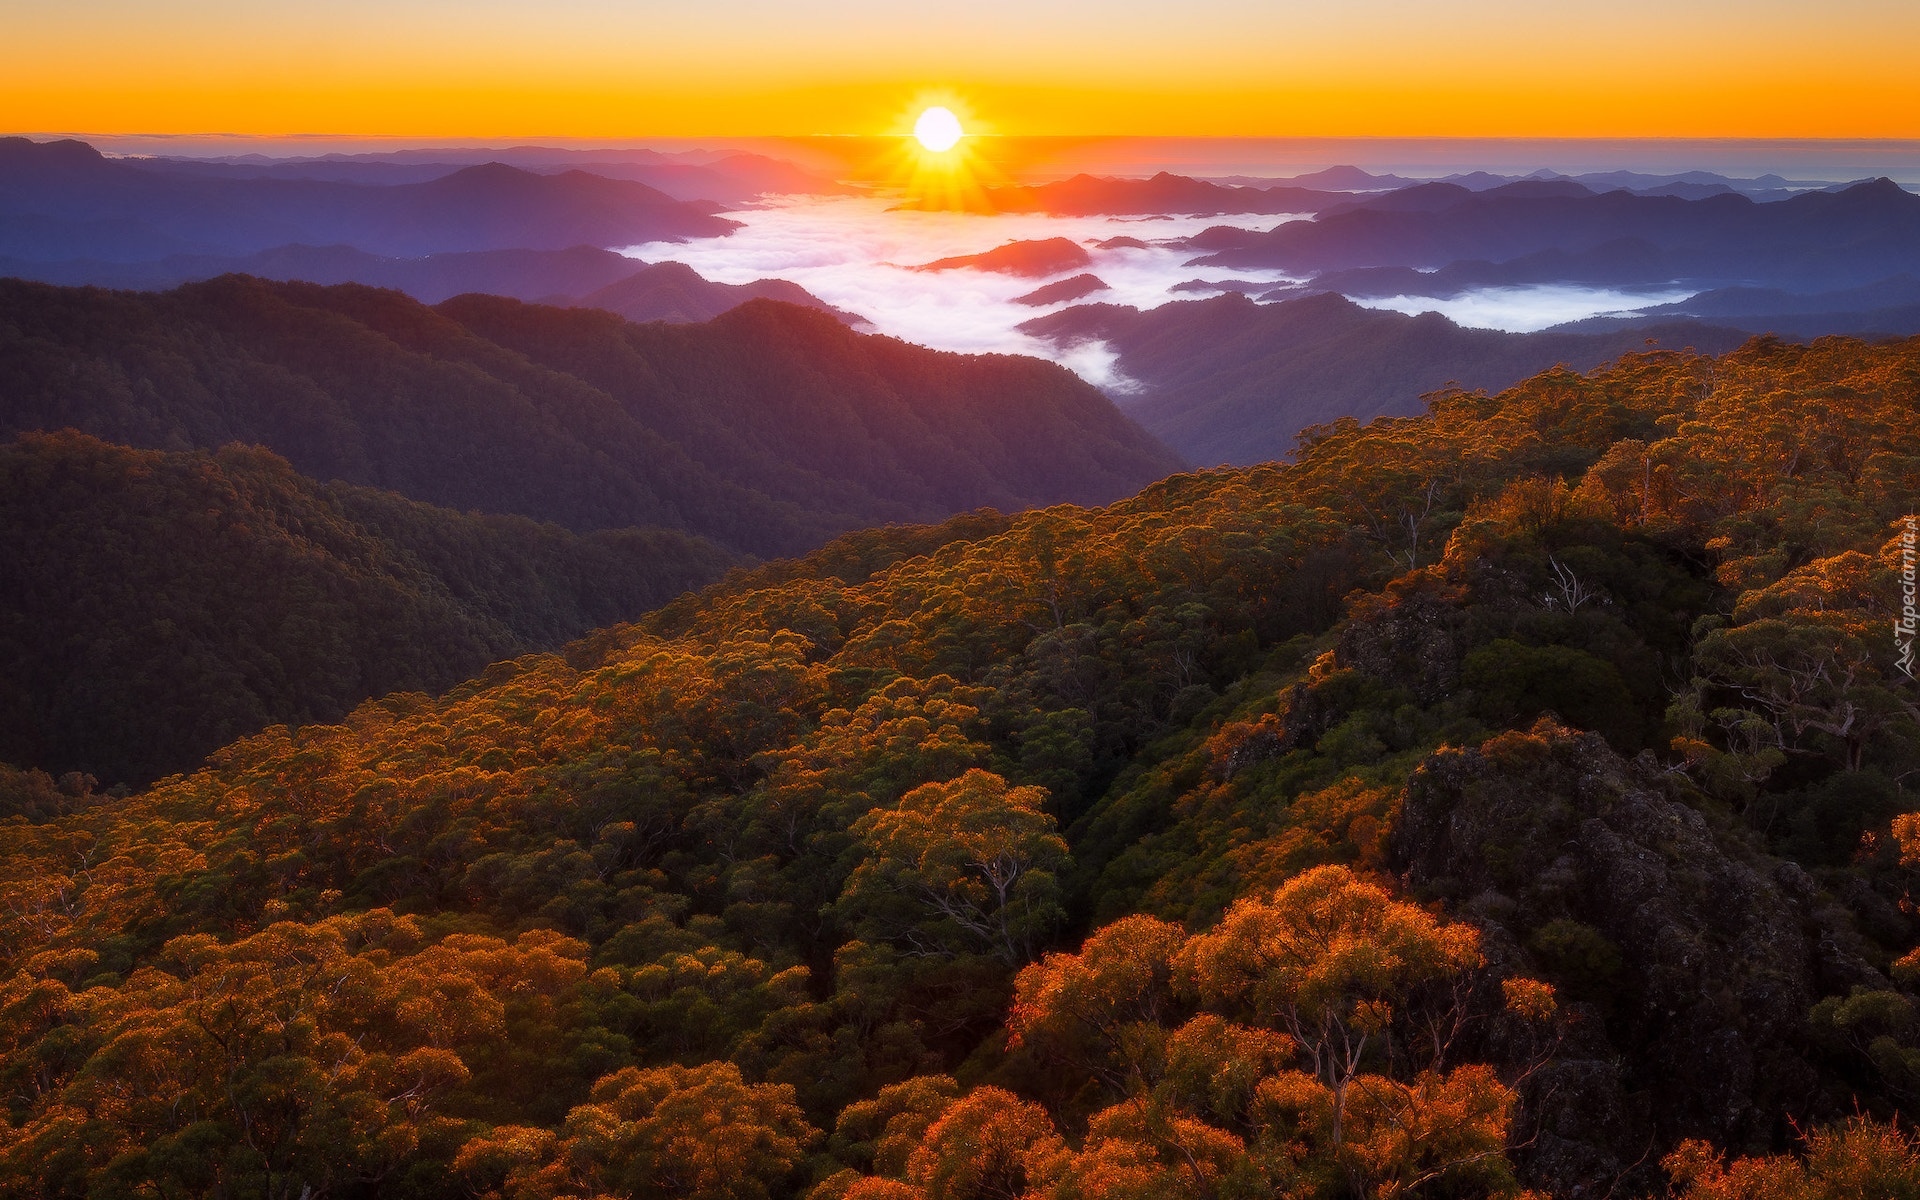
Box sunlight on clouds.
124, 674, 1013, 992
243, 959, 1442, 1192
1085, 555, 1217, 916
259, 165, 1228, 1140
621, 196, 1306, 386
623, 197, 1709, 386
1351, 285, 1699, 333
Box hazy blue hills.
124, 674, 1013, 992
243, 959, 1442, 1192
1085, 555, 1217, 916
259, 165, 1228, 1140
0, 430, 735, 786
1188, 177, 1920, 294
1210, 165, 1854, 200
0, 137, 863, 318
972, 171, 1346, 216
133, 145, 850, 204
0, 276, 1182, 557
1546, 274, 1920, 339
573, 260, 859, 325
1638, 273, 1920, 318
0, 242, 852, 322
1286, 239, 1677, 299
0, 137, 737, 263
1020, 291, 1748, 465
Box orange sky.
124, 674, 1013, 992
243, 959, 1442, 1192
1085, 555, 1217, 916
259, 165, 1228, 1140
6, 0, 1918, 138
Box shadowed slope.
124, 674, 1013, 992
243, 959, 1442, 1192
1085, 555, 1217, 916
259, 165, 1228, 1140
0, 276, 1183, 556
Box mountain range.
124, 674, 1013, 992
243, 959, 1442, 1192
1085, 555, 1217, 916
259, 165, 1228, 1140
1208, 164, 1854, 200
1550, 273, 1920, 339
957, 171, 1347, 216
1186, 177, 1920, 295
1021, 291, 1750, 465
0, 242, 852, 322
0, 275, 1183, 783
133, 145, 852, 204
0, 137, 737, 263
0, 276, 1179, 557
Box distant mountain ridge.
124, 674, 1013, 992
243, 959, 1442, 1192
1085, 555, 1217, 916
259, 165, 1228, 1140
1186, 177, 1920, 295
0, 137, 737, 263
134, 146, 852, 204
1020, 291, 1749, 465
0, 242, 855, 323
0, 276, 1182, 557
1205, 164, 1855, 200
964, 172, 1346, 216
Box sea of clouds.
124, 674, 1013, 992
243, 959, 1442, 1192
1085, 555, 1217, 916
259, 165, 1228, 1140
1351, 285, 1697, 333
621, 195, 1692, 386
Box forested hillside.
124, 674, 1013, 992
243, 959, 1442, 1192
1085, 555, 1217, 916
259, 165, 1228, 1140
0, 276, 1182, 557
0, 432, 734, 786
1, 335, 1916, 1198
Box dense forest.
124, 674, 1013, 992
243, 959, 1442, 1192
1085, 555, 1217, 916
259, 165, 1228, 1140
0, 277, 1180, 558
0, 431, 735, 787
0, 334, 1917, 1198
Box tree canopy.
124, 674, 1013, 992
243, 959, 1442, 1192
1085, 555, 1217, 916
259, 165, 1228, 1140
1, 333, 1917, 1197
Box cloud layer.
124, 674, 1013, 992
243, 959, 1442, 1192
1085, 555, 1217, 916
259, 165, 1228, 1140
623, 196, 1697, 384
1352, 284, 1697, 333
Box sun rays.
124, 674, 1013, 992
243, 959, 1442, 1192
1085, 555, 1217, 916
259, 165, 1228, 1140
868, 91, 1009, 212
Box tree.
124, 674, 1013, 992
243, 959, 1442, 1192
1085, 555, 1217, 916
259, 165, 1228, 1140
1009, 914, 1187, 1095
840, 770, 1070, 965
458, 1062, 819, 1200
1689, 552, 1919, 773
1665, 1117, 1920, 1200
905, 1087, 1064, 1200
1175, 866, 1532, 1197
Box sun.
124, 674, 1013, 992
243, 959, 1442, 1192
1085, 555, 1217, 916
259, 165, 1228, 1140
913, 107, 964, 153
878, 94, 1001, 211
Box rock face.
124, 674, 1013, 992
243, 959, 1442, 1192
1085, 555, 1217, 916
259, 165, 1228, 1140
1389, 721, 1885, 1197
1333, 573, 1470, 706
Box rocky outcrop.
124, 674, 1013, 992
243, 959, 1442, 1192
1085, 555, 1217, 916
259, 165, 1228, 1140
1389, 720, 1887, 1196
1334, 572, 1471, 707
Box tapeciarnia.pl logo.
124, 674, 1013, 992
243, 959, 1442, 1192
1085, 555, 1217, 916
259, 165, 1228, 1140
1899, 514, 1917, 679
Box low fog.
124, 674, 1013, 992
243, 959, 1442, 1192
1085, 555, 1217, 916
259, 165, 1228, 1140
622, 195, 1703, 386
